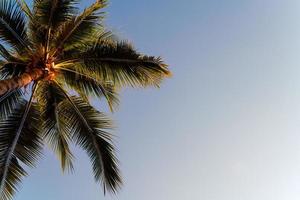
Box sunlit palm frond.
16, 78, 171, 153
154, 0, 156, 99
55, 87, 121, 193
55, 65, 119, 111
60, 29, 114, 55
43, 113, 74, 172
15, 0, 32, 19
58, 40, 170, 88
52, 0, 107, 52
36, 81, 74, 172
0, 0, 29, 53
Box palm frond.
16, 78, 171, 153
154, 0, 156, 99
27, 0, 46, 48
0, 44, 27, 79
27, 23, 47, 49
57, 40, 171, 88
0, 0, 29, 53
59, 29, 114, 55
36, 81, 73, 172
0, 89, 22, 120
35, 0, 78, 29
55, 65, 119, 111
32, 0, 43, 7
0, 85, 43, 200
0, 1, 170, 199
55, 83, 121, 193
0, 45, 27, 78
52, 0, 107, 53
0, 61, 6, 79
0, 44, 14, 61
34, 0, 79, 52
0, 62, 26, 80
15, 0, 32, 19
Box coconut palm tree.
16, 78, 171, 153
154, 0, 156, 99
0, 0, 170, 199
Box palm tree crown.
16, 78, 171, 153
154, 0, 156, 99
0, 0, 170, 199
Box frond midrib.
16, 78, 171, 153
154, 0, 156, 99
0, 83, 37, 193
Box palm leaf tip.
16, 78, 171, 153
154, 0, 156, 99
154, 58, 171, 77
57, 95, 122, 193
36, 81, 74, 172
0, 101, 43, 200
59, 40, 171, 88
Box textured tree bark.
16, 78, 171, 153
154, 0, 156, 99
0, 68, 44, 96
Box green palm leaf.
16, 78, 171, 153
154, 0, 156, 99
15, 0, 32, 19
0, 0, 170, 199
34, 0, 79, 52
36, 81, 74, 171
0, 61, 24, 120
55, 66, 119, 111
0, 45, 27, 79
0, 0, 29, 53
0, 89, 22, 119
56, 86, 121, 193
58, 40, 170, 88
34, 0, 78, 29
0, 86, 43, 200
52, 0, 107, 52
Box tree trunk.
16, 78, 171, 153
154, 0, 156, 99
0, 68, 44, 96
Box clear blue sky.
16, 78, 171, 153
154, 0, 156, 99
17, 0, 300, 200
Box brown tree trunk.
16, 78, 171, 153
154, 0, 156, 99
0, 68, 44, 96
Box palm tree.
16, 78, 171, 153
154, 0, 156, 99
0, 0, 170, 199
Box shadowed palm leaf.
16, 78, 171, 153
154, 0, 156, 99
0, 0, 170, 199
0, 97, 43, 200
0, 0, 29, 53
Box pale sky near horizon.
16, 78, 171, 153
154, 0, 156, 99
16, 0, 300, 200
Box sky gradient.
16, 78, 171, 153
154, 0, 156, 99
17, 0, 300, 200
